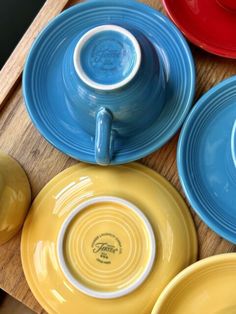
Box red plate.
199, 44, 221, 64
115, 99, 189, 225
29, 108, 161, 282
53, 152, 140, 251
162, 0, 236, 58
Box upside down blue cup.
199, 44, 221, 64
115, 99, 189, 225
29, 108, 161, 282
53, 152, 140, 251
63, 25, 166, 165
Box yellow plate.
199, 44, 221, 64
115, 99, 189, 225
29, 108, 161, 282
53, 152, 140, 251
152, 253, 236, 314
0, 151, 31, 245
21, 163, 197, 314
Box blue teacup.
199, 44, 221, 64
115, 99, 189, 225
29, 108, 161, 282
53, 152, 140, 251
63, 25, 166, 165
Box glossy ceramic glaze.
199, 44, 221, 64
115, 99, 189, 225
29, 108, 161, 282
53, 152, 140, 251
74, 25, 141, 90
57, 196, 156, 299
163, 0, 236, 58
64, 23, 165, 141
218, 0, 236, 10
21, 163, 197, 314
178, 76, 236, 243
23, 0, 195, 165
73, 24, 154, 165
152, 254, 236, 314
0, 151, 31, 245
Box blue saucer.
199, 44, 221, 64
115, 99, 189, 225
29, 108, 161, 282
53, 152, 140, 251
23, 0, 195, 165
178, 76, 236, 244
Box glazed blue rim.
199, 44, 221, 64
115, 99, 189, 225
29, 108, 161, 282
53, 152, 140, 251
23, 0, 195, 164
177, 75, 236, 244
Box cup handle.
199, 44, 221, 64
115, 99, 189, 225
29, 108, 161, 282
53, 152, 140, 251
95, 108, 113, 165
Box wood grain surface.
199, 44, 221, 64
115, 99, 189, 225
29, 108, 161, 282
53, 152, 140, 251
0, 0, 236, 313
0, 0, 69, 109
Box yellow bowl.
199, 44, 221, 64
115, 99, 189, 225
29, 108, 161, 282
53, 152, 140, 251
0, 151, 31, 245
21, 163, 197, 314
152, 253, 236, 314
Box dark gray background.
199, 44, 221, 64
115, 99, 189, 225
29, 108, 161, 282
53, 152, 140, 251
0, 0, 46, 69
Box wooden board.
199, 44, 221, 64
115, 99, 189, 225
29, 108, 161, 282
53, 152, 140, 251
0, 0, 236, 313
0, 0, 69, 108
0, 294, 33, 314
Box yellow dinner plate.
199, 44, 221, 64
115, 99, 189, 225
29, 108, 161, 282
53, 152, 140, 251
21, 163, 197, 314
152, 253, 236, 314
0, 151, 31, 245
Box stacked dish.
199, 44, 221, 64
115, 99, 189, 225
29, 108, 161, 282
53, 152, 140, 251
152, 254, 236, 313
163, 0, 236, 58
23, 0, 195, 165
0, 151, 31, 246
178, 76, 236, 244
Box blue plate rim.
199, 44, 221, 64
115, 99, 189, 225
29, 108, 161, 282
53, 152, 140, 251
177, 75, 236, 244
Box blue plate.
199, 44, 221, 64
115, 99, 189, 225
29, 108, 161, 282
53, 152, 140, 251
23, 0, 195, 165
178, 76, 236, 244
